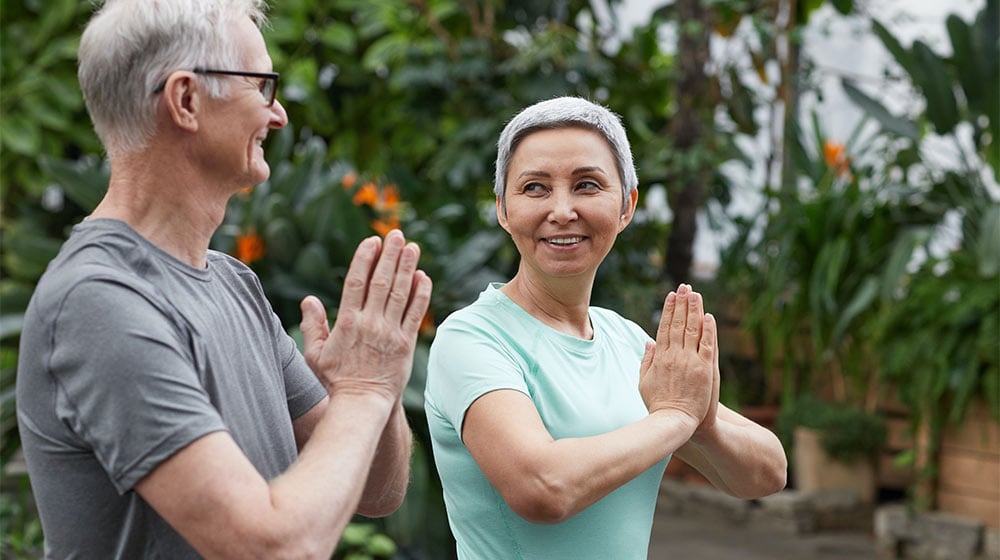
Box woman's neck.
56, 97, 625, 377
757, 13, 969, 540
501, 271, 595, 339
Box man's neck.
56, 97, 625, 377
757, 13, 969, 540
89, 153, 233, 269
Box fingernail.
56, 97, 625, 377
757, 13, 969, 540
666, 292, 676, 304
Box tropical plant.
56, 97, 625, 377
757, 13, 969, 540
776, 393, 886, 464
847, 0, 999, 434
717, 108, 949, 407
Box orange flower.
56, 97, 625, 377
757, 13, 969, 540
419, 310, 435, 335
823, 140, 851, 177
352, 182, 379, 206
380, 183, 400, 210
341, 171, 358, 190
369, 216, 401, 237
234, 229, 266, 265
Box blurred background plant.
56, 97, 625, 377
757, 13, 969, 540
2, 0, 997, 556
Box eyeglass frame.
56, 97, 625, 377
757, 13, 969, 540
153, 68, 280, 106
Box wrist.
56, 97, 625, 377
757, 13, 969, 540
327, 385, 399, 411
689, 420, 722, 448
648, 408, 700, 441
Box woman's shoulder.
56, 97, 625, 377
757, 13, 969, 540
590, 306, 651, 342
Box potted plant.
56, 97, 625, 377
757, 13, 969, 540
777, 395, 887, 503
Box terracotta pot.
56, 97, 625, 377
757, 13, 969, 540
792, 426, 876, 503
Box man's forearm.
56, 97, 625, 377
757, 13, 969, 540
356, 403, 412, 517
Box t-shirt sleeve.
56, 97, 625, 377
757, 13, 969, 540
49, 278, 227, 494
425, 316, 529, 441
274, 325, 326, 420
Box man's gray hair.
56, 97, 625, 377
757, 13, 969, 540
493, 96, 639, 210
78, 0, 268, 159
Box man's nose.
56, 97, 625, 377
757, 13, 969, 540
270, 98, 289, 129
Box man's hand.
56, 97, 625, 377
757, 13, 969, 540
299, 230, 432, 403
638, 284, 716, 428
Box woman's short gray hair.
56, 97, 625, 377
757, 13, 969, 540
494, 96, 638, 210
78, 0, 268, 159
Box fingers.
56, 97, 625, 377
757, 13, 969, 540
400, 270, 433, 337
383, 241, 421, 323
668, 284, 691, 349
699, 313, 716, 363
654, 291, 676, 350
684, 292, 705, 350
365, 230, 406, 312
340, 236, 382, 312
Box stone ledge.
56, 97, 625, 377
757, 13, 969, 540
658, 478, 872, 535
874, 504, 998, 560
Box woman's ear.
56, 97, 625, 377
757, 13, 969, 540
496, 196, 511, 233
618, 187, 639, 232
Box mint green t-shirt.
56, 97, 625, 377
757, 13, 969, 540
425, 284, 670, 560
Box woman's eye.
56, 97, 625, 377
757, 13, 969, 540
523, 182, 545, 194
576, 180, 600, 191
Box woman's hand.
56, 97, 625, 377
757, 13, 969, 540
639, 284, 717, 431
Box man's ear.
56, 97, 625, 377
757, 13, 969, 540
161, 72, 201, 133
496, 196, 510, 233
618, 187, 639, 233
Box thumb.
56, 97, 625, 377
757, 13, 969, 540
639, 340, 655, 382
698, 313, 716, 363
299, 295, 330, 350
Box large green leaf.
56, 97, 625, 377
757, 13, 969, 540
831, 0, 853, 16
37, 155, 108, 211
830, 276, 878, 349
0, 114, 41, 155
910, 40, 960, 135
841, 79, 919, 140
871, 20, 919, 80
946, 15, 982, 114
880, 229, 922, 303
977, 204, 1000, 277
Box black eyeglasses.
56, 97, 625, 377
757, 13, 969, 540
153, 68, 280, 106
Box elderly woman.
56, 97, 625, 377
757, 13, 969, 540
424, 96, 786, 559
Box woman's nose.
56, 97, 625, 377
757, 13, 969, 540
547, 190, 578, 224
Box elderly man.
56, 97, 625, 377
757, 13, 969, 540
15, 1, 432, 558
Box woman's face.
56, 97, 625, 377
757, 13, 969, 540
497, 127, 638, 283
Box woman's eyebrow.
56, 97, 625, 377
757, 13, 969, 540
516, 167, 608, 179
572, 166, 608, 176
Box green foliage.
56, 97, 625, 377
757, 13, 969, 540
0, 478, 44, 559
873, 200, 1000, 429
845, 0, 1000, 437
718, 0, 1000, 427
776, 394, 886, 463
0, 0, 102, 205
334, 522, 397, 560
3, 0, 995, 553
719, 110, 947, 405
868, 0, 998, 175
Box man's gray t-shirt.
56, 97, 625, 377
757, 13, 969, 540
16, 218, 327, 559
